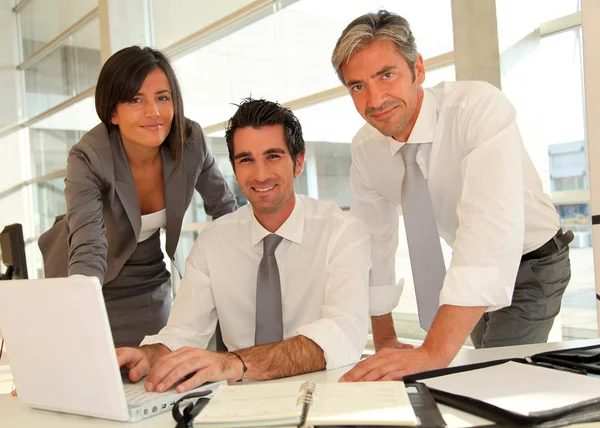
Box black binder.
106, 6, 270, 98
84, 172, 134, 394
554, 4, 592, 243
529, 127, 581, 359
531, 343, 600, 375
404, 344, 600, 427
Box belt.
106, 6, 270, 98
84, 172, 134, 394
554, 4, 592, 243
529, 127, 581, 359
521, 228, 574, 262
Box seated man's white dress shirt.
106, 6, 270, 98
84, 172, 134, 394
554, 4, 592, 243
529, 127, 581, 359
142, 194, 371, 370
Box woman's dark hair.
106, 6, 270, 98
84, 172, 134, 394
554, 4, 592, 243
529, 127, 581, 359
224, 98, 305, 168
95, 46, 188, 167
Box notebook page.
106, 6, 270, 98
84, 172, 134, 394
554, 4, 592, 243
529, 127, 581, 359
193, 381, 303, 426
423, 361, 600, 416
307, 382, 418, 426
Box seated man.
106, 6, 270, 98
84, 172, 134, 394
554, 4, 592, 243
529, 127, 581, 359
117, 98, 370, 393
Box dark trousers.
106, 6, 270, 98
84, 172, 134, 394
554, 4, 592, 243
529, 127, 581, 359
470, 244, 571, 348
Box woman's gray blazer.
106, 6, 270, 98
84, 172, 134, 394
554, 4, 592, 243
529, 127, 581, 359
38, 120, 237, 284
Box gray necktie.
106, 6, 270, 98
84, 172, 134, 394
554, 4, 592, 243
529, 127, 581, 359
400, 143, 446, 331
255, 234, 284, 345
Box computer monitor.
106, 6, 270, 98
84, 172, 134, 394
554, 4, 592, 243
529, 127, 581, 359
0, 223, 28, 280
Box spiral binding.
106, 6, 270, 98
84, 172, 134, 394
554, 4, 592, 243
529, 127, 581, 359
297, 381, 320, 427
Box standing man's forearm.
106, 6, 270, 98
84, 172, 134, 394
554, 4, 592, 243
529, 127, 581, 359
341, 304, 487, 382
371, 313, 398, 347
421, 305, 487, 365
372, 305, 485, 355
236, 335, 326, 380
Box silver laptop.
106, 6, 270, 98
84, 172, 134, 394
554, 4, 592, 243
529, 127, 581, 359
0, 276, 223, 422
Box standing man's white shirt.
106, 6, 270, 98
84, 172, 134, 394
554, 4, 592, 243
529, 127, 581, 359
142, 194, 371, 370
351, 81, 559, 316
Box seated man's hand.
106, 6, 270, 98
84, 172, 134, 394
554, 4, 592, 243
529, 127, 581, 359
116, 347, 151, 383
145, 347, 242, 394
339, 345, 447, 382
374, 336, 414, 352
11, 389, 17, 396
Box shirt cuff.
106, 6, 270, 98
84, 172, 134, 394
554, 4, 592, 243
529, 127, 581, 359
295, 318, 365, 370
439, 266, 511, 312
139, 334, 177, 351
368, 279, 404, 316
139, 331, 212, 351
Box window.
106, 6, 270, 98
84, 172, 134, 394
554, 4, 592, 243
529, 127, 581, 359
32, 179, 66, 237
22, 18, 101, 119
172, 0, 454, 128
152, 0, 259, 49
553, 177, 585, 191
501, 23, 595, 338
496, 0, 580, 52
27, 96, 97, 241
18, 0, 97, 61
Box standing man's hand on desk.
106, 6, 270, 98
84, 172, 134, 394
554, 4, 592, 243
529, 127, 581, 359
340, 305, 486, 381
340, 347, 442, 381
375, 339, 414, 351
371, 313, 414, 351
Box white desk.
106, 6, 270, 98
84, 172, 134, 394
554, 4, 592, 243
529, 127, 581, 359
3, 338, 600, 427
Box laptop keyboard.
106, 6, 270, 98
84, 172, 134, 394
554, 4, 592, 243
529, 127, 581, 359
123, 380, 175, 406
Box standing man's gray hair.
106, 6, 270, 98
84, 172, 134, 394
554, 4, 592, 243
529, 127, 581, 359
331, 10, 418, 84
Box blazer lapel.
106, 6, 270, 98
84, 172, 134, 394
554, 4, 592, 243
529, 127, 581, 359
163, 145, 186, 269
111, 131, 141, 240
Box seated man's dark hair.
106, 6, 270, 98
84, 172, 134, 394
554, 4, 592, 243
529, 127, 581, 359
225, 98, 305, 166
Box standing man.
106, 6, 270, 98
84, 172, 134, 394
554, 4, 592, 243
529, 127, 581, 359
332, 10, 572, 381
117, 98, 371, 392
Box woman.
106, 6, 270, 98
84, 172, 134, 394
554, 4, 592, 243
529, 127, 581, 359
39, 46, 237, 347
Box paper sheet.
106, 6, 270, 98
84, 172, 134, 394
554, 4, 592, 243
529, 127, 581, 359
423, 361, 600, 416
193, 381, 303, 424
308, 382, 418, 426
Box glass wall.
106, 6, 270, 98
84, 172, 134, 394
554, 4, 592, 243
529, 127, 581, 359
152, 0, 258, 49
31, 178, 66, 237
496, 0, 580, 52
22, 17, 101, 119
18, 0, 97, 60
540, 28, 595, 339
26, 93, 97, 240
498, 0, 595, 339
173, 0, 454, 128
29, 128, 82, 177
0, 129, 29, 229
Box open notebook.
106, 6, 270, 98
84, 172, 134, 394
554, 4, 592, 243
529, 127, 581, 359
192, 380, 418, 427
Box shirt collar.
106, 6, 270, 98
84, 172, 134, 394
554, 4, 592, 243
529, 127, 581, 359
250, 194, 305, 247
389, 88, 437, 156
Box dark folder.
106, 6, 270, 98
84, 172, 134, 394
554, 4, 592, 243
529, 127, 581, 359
404, 344, 600, 427
532, 344, 600, 375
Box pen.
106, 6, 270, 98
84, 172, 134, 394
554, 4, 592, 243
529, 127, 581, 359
525, 356, 588, 375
